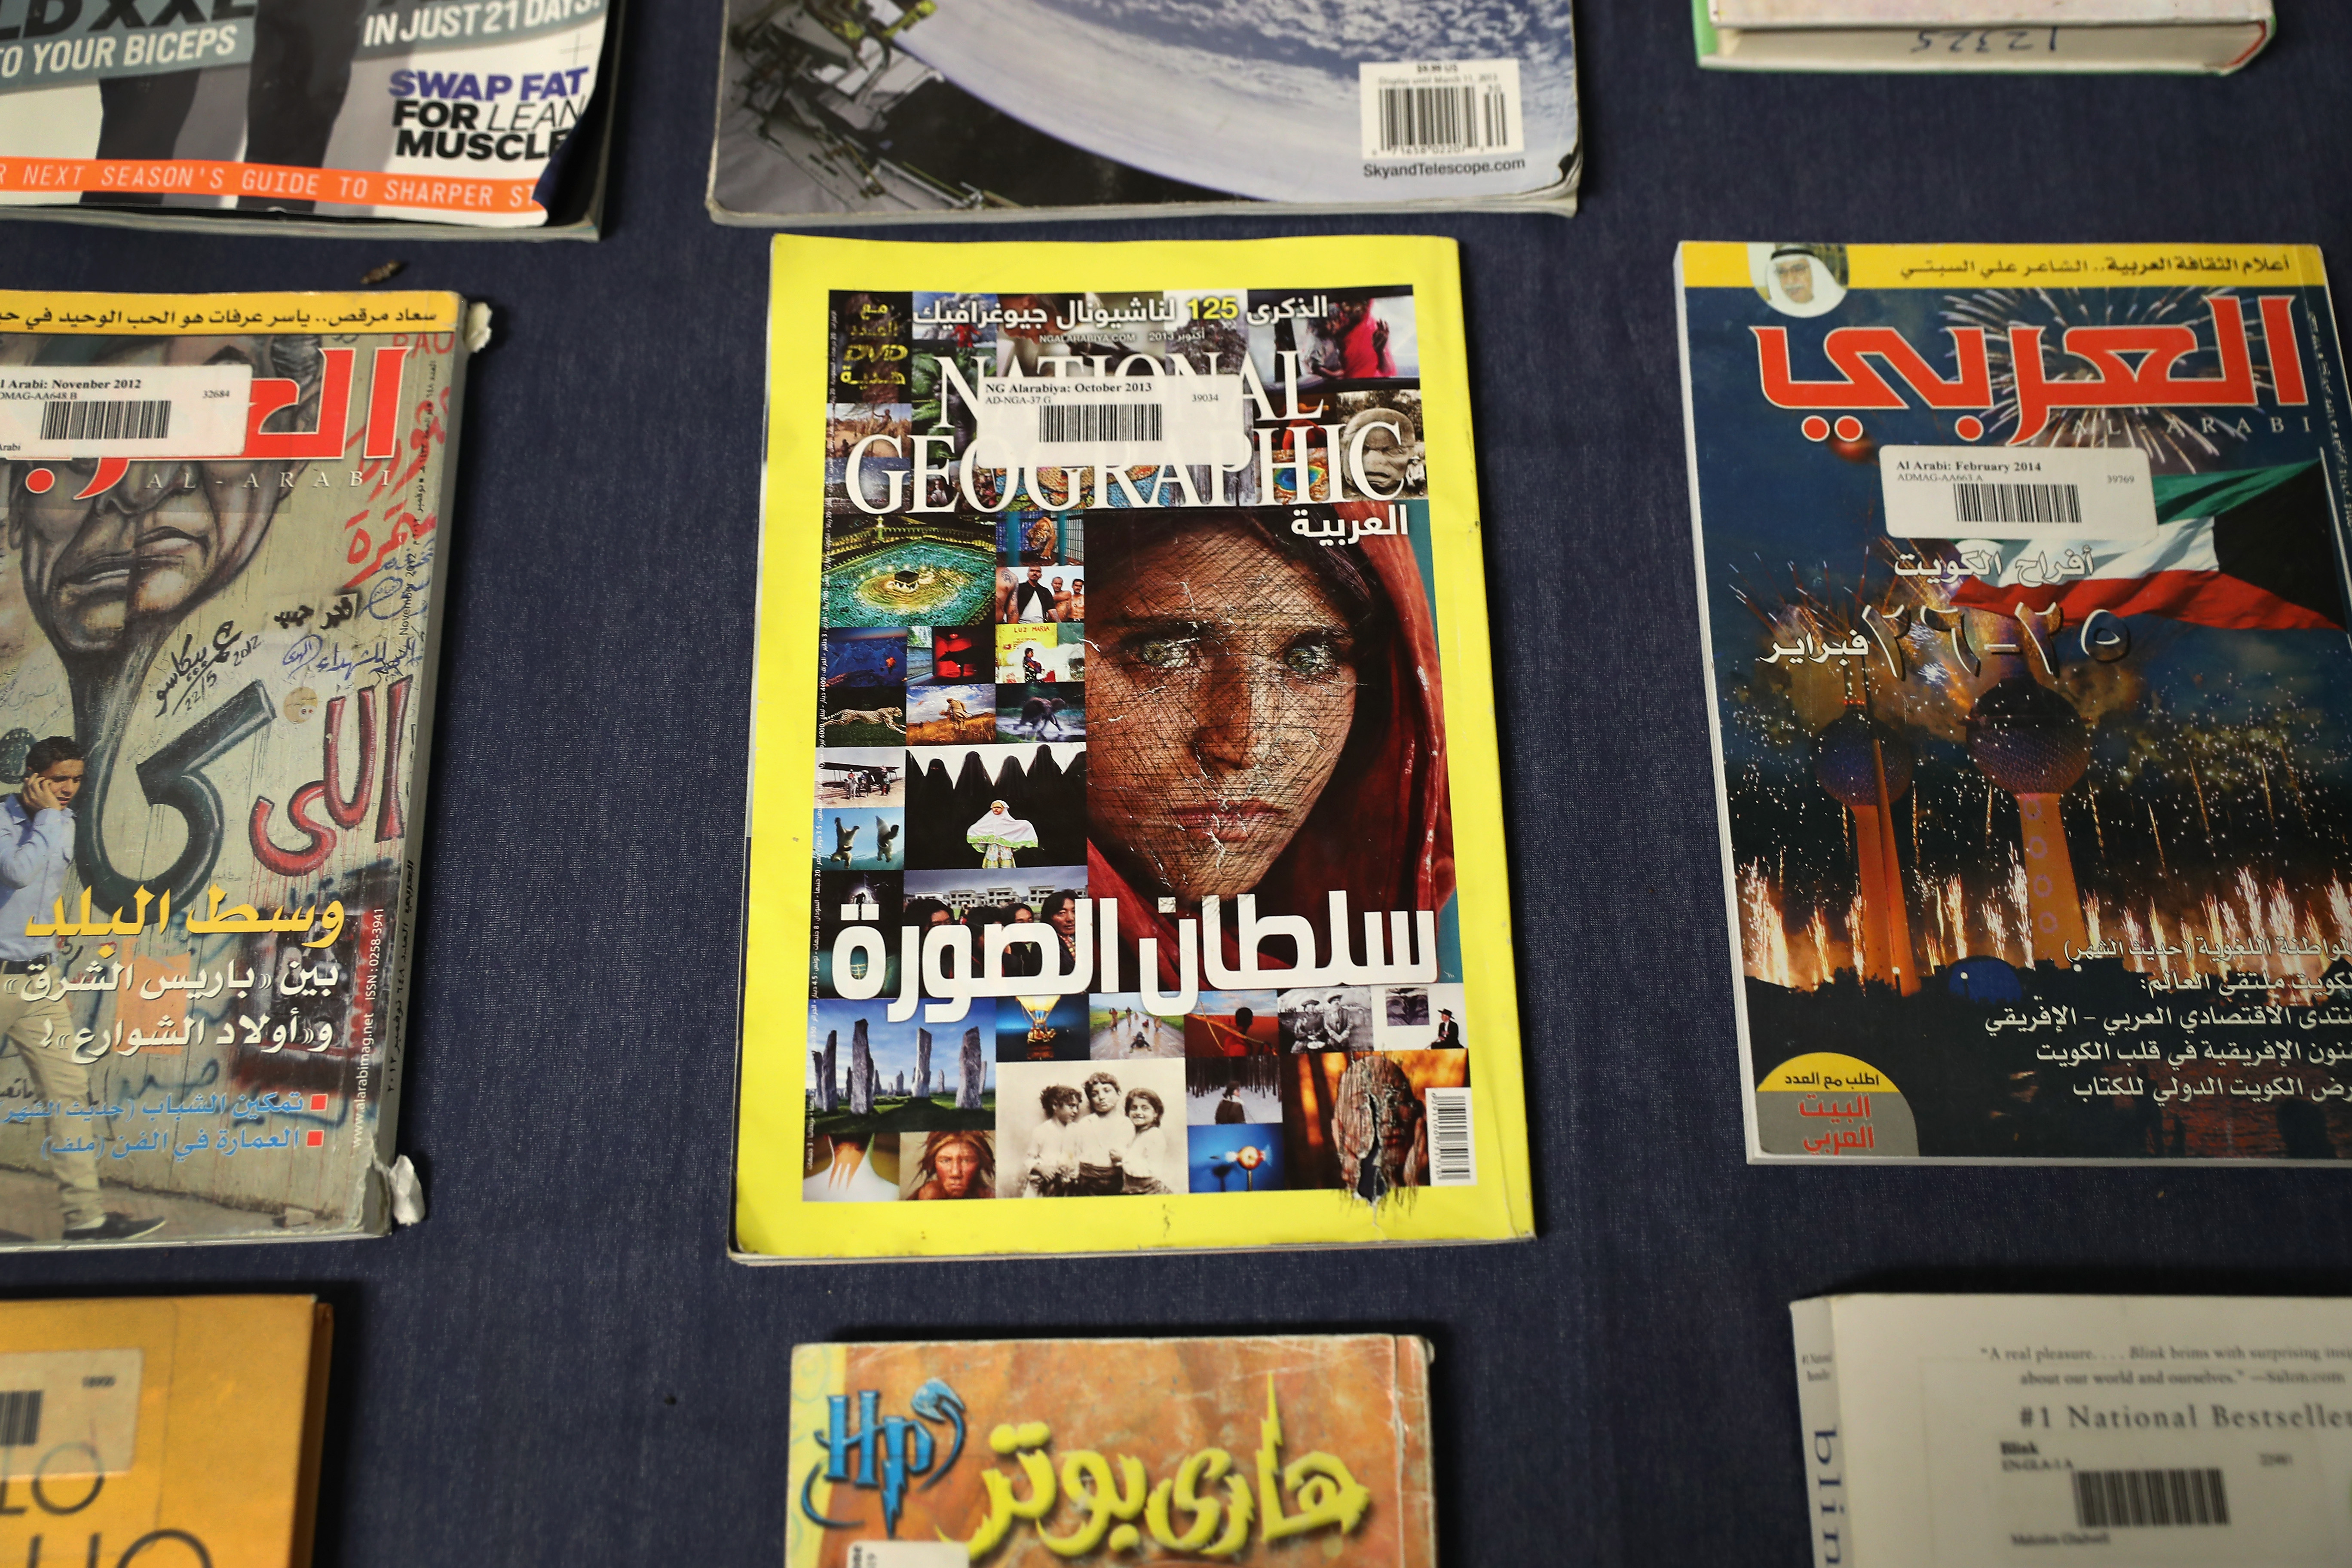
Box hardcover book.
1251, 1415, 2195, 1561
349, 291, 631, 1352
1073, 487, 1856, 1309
787, 1334, 1434, 1567
707, 0, 1580, 223
0, 289, 467, 1244
1694, 0, 2272, 73
1676, 242, 2352, 1164
0, 1295, 333, 1568
0, 0, 619, 236
1792, 1293, 2352, 1567
736, 234, 1531, 1260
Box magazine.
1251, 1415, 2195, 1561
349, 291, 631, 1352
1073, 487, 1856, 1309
0, 1295, 332, 1567
0, 0, 618, 236
1677, 242, 2352, 1163
707, 0, 1579, 223
786, 1333, 1433, 1567
737, 234, 1530, 1260
0, 288, 469, 1244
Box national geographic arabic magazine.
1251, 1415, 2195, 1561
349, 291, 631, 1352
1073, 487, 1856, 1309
736, 234, 1531, 1259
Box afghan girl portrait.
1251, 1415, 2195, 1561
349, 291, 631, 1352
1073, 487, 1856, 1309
1084, 500, 1453, 997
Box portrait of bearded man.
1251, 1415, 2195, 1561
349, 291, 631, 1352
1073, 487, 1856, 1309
1, 330, 323, 907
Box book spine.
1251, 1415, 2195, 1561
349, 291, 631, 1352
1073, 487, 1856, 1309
357, 321, 474, 1228
1791, 1297, 1851, 1568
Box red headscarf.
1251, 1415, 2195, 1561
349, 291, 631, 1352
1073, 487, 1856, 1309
1086, 500, 1454, 986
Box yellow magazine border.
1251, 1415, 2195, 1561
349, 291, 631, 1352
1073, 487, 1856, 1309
735, 234, 1531, 1260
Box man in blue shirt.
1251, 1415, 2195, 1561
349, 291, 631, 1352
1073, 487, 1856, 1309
0, 738, 164, 1243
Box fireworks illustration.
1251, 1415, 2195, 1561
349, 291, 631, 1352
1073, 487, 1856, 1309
1939, 288, 2278, 473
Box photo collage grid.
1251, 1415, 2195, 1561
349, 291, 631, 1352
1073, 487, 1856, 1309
804, 286, 1462, 1204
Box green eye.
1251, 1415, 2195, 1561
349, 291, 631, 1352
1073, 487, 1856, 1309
1136, 638, 1192, 669
1283, 642, 1341, 679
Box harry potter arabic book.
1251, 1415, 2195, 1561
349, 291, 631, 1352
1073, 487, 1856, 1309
1693, 0, 2272, 74
1677, 242, 2352, 1164
735, 234, 1531, 1261
0, 288, 469, 1244
0, 0, 618, 236
0, 1295, 333, 1568
707, 0, 1579, 223
787, 1334, 1433, 1567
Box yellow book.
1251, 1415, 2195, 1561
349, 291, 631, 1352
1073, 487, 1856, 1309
0, 1295, 331, 1568
785, 1333, 1436, 1567
735, 235, 1531, 1261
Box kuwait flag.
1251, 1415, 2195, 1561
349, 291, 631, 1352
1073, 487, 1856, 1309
1948, 459, 2347, 631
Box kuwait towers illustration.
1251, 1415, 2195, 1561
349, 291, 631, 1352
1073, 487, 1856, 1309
1967, 658, 2092, 968
1813, 701, 1918, 994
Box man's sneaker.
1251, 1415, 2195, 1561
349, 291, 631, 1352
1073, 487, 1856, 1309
60, 1213, 165, 1243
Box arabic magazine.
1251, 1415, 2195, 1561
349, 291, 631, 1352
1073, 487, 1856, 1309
0, 289, 471, 1244
1678, 242, 2352, 1163
737, 235, 1532, 1259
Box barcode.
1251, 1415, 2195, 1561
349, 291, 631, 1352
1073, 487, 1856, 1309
39, 399, 171, 444
1425, 1087, 1475, 1185
1952, 481, 2082, 527
2071, 1467, 2229, 1529
1036, 403, 1162, 444
1375, 83, 1510, 155
0, 1389, 42, 1448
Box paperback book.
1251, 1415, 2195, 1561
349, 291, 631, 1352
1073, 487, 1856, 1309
787, 1333, 1434, 1567
0, 0, 618, 235
1693, 0, 2273, 73
736, 234, 1530, 1260
708, 0, 1579, 223
1677, 242, 2352, 1163
1793, 1293, 2352, 1567
0, 289, 467, 1243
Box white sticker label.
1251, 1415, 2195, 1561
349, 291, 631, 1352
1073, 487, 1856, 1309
0, 1349, 143, 1475
1880, 445, 2157, 541
1360, 60, 1524, 159
1919, 1353, 2352, 1565
1424, 1087, 1476, 1186
0, 364, 252, 459
846, 1544, 970, 1568
971, 374, 1247, 472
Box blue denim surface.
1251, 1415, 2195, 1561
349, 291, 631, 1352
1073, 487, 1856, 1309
3, 1, 2350, 1563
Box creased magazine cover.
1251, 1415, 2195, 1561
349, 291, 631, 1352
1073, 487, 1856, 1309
0, 289, 466, 1244
737, 235, 1529, 1260
786, 1335, 1434, 1568
0, 0, 616, 235
707, 0, 1578, 224
0, 1295, 333, 1568
1677, 242, 2352, 1163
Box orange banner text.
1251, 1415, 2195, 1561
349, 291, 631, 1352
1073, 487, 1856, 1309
0, 158, 542, 217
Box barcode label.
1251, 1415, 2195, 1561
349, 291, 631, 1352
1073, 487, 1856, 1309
1952, 481, 2082, 527
0, 363, 250, 459
846, 1543, 970, 1567
971, 373, 1246, 471
1037, 403, 1163, 444
0, 1389, 40, 1448
2072, 1467, 2229, 1529
1425, 1087, 1475, 1185
1360, 61, 1525, 160
0, 1350, 139, 1473
1880, 445, 2156, 542
39, 398, 169, 444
